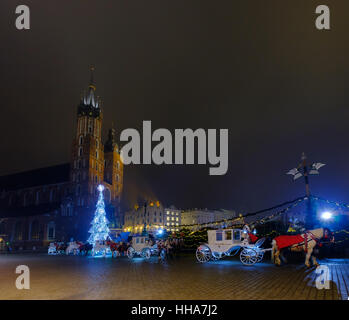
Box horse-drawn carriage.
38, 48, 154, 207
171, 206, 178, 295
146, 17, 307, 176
48, 242, 66, 255
127, 236, 158, 259
196, 228, 269, 265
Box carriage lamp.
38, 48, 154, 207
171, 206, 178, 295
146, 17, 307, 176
157, 229, 164, 235
321, 211, 333, 220
97, 184, 105, 192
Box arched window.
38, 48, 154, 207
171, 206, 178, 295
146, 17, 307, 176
49, 189, 56, 203
105, 188, 111, 203
0, 221, 5, 235
47, 222, 55, 240
23, 192, 28, 206
78, 147, 83, 157
76, 185, 80, 196
14, 221, 23, 240
31, 220, 40, 240
116, 174, 120, 182
35, 191, 40, 205
79, 136, 83, 145
8, 194, 13, 206
96, 150, 98, 159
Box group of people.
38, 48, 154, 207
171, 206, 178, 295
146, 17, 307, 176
154, 238, 183, 260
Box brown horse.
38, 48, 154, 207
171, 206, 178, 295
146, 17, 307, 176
271, 228, 334, 268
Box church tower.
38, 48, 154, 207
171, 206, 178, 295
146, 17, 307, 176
70, 66, 105, 207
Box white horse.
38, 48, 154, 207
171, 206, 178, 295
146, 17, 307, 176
271, 228, 334, 268
65, 241, 82, 255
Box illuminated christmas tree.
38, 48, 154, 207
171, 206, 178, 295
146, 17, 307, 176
87, 185, 110, 245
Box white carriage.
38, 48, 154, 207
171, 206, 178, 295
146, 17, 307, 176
48, 242, 58, 255
196, 229, 268, 265
127, 236, 157, 259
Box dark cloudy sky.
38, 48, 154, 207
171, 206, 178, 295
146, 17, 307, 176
1, 1, 349, 212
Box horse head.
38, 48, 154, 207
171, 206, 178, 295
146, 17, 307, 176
323, 227, 335, 243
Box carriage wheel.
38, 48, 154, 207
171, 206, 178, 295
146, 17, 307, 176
142, 248, 151, 259
196, 244, 212, 263
127, 247, 135, 259
256, 251, 264, 262
211, 252, 220, 261
240, 248, 258, 265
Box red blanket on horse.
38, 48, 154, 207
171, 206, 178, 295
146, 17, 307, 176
274, 235, 304, 250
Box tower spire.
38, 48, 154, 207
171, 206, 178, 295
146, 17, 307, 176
89, 65, 96, 91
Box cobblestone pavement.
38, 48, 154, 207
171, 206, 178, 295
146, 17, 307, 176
0, 253, 348, 300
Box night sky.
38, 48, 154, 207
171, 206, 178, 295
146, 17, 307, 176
1, 1, 349, 212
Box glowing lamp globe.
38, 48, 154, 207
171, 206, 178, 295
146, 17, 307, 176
321, 211, 332, 220
97, 184, 105, 192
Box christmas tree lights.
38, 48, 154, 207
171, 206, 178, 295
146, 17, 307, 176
88, 185, 110, 245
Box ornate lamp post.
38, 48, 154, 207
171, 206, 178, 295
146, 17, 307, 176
287, 152, 325, 229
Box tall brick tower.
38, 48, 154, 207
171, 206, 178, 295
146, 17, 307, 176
70, 66, 105, 208
70, 66, 124, 230
104, 126, 124, 227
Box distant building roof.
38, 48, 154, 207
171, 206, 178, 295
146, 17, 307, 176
0, 163, 70, 191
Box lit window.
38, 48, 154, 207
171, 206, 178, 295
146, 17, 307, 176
176, 217, 178, 221
166, 211, 170, 215
167, 223, 170, 226
167, 217, 170, 221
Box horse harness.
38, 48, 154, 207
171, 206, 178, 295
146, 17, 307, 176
290, 231, 321, 253
303, 231, 322, 253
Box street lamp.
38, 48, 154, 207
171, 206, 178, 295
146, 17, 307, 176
321, 211, 333, 220
287, 152, 326, 228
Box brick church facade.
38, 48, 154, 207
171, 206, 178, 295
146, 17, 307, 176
0, 68, 123, 251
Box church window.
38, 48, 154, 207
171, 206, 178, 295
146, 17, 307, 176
31, 220, 40, 240
47, 222, 55, 240
14, 222, 23, 241
35, 191, 40, 205
95, 175, 98, 183
78, 147, 83, 157
79, 136, 83, 145
96, 150, 98, 159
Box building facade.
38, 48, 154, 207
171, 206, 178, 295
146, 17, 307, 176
0, 68, 123, 251
124, 202, 181, 234
181, 209, 236, 230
